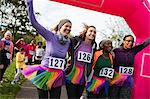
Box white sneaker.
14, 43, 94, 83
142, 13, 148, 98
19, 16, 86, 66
80, 96, 86, 99
11, 81, 16, 85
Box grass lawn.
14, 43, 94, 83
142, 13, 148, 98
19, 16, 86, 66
0, 58, 26, 99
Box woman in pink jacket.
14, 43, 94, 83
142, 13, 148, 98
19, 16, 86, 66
2, 30, 14, 63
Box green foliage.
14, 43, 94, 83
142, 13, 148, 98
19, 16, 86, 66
0, 0, 37, 36
24, 35, 36, 44
35, 34, 46, 46
0, 95, 15, 99
14, 33, 36, 44
0, 58, 26, 98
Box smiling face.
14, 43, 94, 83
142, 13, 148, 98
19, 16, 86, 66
4, 31, 12, 40
59, 22, 72, 37
123, 36, 134, 49
102, 40, 113, 53
5, 34, 11, 40
85, 27, 96, 41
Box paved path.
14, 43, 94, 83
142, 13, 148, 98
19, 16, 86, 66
16, 80, 68, 99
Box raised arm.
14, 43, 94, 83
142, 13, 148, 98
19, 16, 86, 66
132, 37, 150, 55
27, 0, 54, 40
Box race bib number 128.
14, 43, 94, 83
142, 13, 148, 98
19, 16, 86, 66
99, 67, 114, 78
77, 51, 92, 63
48, 57, 65, 70
119, 66, 134, 75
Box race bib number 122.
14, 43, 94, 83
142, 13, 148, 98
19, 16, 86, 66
48, 57, 65, 70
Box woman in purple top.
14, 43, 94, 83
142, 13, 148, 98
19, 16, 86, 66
110, 35, 150, 99
65, 24, 97, 99
22, 0, 72, 99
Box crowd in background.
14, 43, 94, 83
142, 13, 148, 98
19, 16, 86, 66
0, 31, 45, 85
0, 0, 149, 99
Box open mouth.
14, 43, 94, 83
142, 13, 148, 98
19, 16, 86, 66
64, 29, 71, 34
90, 35, 95, 39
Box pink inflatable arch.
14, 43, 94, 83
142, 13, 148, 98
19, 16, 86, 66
50, 0, 150, 99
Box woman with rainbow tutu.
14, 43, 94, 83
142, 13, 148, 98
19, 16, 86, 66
22, 0, 72, 98
86, 39, 114, 99
65, 24, 97, 99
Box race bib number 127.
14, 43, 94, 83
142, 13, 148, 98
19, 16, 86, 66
77, 51, 92, 63
48, 57, 65, 70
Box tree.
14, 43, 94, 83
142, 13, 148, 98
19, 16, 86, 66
98, 16, 134, 48
0, 0, 37, 41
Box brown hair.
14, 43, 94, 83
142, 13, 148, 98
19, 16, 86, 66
120, 35, 134, 46
79, 23, 96, 43
52, 19, 72, 33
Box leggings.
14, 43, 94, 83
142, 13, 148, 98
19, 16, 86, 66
37, 86, 61, 99
110, 76, 133, 99
66, 82, 85, 99
0, 64, 8, 81
87, 87, 109, 99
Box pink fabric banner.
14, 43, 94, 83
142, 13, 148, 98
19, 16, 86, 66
132, 39, 150, 99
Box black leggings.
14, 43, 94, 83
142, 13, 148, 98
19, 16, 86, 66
109, 85, 132, 99
37, 86, 61, 99
66, 82, 85, 99
87, 87, 107, 99
0, 64, 8, 81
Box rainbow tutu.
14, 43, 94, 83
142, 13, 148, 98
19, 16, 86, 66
110, 72, 129, 86
86, 76, 106, 94
22, 65, 64, 90
66, 64, 85, 85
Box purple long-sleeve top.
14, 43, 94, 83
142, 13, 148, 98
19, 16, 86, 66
113, 37, 150, 72
27, 0, 70, 67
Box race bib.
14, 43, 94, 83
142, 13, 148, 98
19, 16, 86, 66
36, 51, 43, 56
29, 50, 34, 55
48, 57, 65, 70
119, 66, 134, 75
99, 67, 114, 78
6, 53, 10, 59
77, 51, 92, 63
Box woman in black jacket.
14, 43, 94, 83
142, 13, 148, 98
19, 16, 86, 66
65, 24, 97, 99
110, 35, 150, 99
